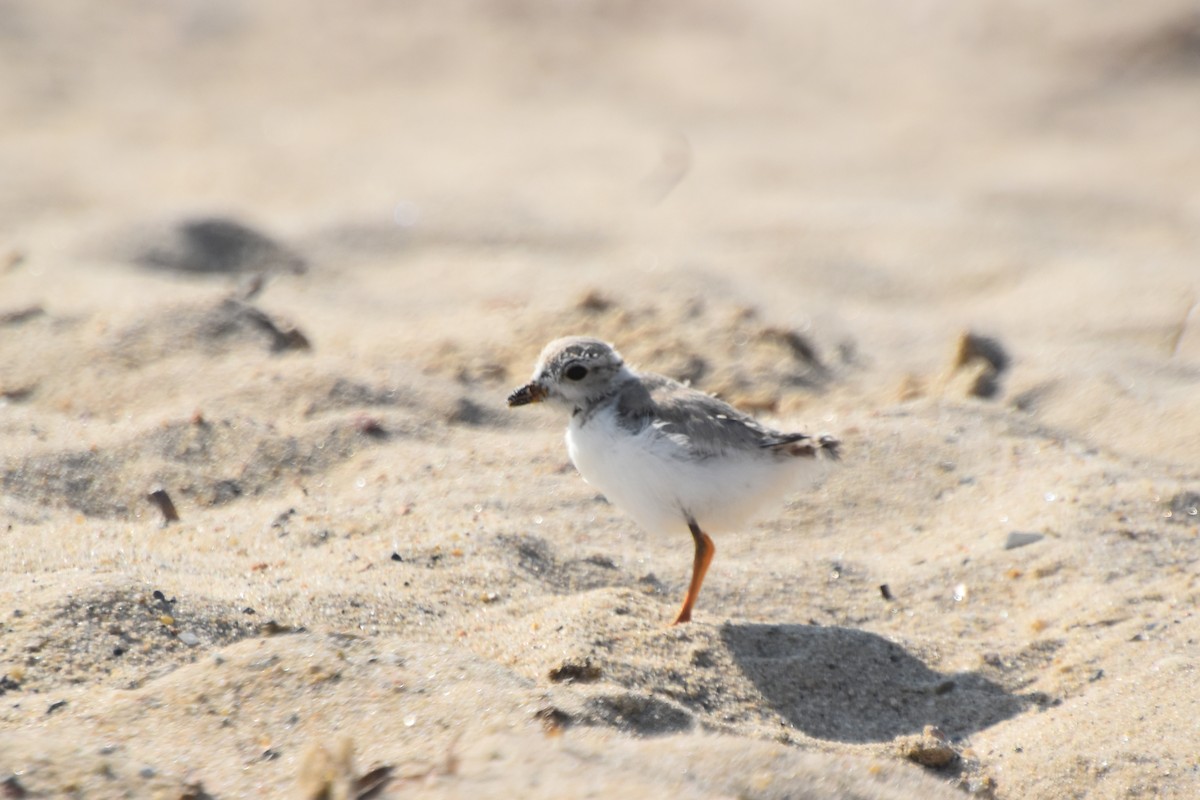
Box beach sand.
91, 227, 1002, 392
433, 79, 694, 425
2, 1, 1199, 796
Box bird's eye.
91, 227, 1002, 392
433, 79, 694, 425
564, 364, 588, 381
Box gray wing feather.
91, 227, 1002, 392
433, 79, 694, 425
614, 373, 832, 459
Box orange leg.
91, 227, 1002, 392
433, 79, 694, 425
672, 520, 715, 625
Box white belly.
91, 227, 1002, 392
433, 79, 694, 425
565, 408, 824, 537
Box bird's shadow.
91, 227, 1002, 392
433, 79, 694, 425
720, 623, 1037, 743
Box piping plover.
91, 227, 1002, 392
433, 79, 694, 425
508, 336, 839, 624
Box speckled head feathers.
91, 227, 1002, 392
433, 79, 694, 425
534, 336, 622, 375
507, 336, 627, 409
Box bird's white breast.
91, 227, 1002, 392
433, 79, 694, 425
565, 404, 823, 537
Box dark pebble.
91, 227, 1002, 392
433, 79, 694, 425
1004, 531, 1044, 550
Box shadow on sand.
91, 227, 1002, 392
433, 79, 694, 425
720, 623, 1034, 743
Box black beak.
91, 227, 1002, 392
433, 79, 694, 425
507, 382, 547, 407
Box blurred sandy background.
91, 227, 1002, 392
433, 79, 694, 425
2, 1, 1199, 797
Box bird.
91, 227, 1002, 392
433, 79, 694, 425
507, 336, 839, 624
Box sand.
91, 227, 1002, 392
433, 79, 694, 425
2, 0, 1199, 797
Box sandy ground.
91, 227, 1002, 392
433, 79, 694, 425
2, 1, 1199, 797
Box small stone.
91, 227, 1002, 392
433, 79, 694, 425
576, 290, 614, 312
1, 775, 28, 799
353, 415, 387, 437
896, 725, 959, 768
179, 781, 215, 800
1004, 531, 1045, 550
131, 216, 305, 276
147, 488, 180, 524
178, 631, 201, 647
260, 620, 301, 636
534, 706, 572, 736
948, 331, 1009, 399
548, 659, 602, 684
1167, 491, 1200, 523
